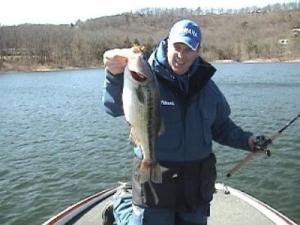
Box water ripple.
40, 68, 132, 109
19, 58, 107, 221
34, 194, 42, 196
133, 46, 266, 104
0, 66, 299, 225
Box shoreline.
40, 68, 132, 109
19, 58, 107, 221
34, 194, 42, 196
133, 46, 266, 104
0, 63, 99, 73
1, 58, 300, 73
212, 58, 300, 64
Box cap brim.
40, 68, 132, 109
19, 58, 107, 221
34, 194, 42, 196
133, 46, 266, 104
169, 36, 198, 51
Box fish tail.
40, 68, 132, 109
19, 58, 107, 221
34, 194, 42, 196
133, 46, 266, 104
139, 161, 162, 184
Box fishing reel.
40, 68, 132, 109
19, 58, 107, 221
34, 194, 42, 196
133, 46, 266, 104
253, 135, 272, 157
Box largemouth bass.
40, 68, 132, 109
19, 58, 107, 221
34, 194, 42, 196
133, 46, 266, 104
122, 52, 162, 184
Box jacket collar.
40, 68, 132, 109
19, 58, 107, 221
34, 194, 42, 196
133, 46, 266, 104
148, 38, 217, 98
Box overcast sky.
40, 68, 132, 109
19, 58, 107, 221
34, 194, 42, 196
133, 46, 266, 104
0, 0, 295, 26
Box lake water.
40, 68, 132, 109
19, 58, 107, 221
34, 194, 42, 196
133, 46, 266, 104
0, 63, 299, 225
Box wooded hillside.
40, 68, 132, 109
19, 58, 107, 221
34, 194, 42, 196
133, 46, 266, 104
0, 3, 300, 71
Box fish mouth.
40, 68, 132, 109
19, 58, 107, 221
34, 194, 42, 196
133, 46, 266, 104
131, 71, 147, 82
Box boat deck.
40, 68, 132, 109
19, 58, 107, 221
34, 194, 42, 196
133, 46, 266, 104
209, 186, 274, 225
44, 183, 296, 225
75, 189, 276, 225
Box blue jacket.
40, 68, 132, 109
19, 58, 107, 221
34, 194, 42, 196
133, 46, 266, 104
102, 39, 252, 163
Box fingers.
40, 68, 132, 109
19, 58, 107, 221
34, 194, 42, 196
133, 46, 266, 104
103, 48, 134, 75
103, 48, 132, 60
103, 48, 145, 75
103, 48, 132, 65
105, 55, 127, 74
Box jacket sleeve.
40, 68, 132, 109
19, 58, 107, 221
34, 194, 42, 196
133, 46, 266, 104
211, 92, 253, 151
102, 69, 124, 117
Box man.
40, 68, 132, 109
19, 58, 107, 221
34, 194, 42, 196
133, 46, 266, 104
102, 19, 262, 225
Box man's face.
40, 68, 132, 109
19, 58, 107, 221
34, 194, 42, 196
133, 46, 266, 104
167, 41, 199, 75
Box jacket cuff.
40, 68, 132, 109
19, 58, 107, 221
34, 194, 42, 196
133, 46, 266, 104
242, 131, 254, 151
105, 68, 124, 82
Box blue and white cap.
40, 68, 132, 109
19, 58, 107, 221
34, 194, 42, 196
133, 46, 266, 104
168, 19, 201, 51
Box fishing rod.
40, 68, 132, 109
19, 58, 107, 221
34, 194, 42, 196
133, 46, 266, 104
227, 113, 300, 178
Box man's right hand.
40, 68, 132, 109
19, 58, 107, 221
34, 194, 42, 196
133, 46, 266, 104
248, 135, 271, 152
103, 48, 132, 75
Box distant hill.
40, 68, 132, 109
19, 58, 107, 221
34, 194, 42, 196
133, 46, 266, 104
1, 3, 300, 71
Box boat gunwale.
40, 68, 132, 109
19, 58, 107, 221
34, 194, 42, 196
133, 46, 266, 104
42, 186, 118, 225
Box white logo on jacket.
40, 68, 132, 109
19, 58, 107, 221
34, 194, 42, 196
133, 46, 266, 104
161, 100, 175, 106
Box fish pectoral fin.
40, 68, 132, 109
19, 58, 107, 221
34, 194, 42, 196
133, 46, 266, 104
129, 127, 140, 145
159, 165, 169, 173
